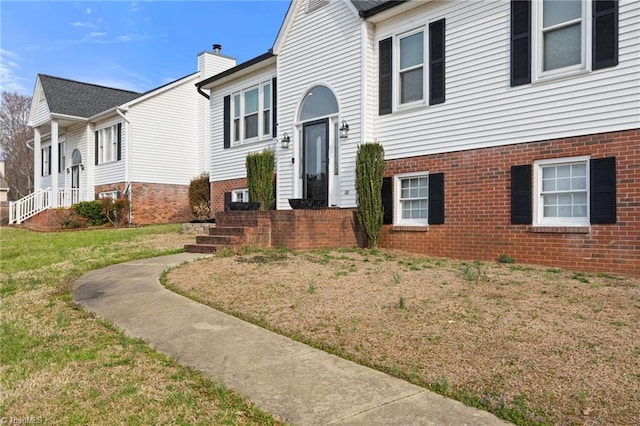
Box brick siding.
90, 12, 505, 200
380, 129, 640, 276
210, 177, 248, 212
95, 182, 191, 225
208, 130, 639, 276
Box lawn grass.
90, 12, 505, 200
166, 247, 640, 425
0, 225, 281, 425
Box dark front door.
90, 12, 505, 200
303, 119, 329, 206
71, 165, 80, 204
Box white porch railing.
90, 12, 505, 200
8, 188, 90, 224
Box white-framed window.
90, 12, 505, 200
42, 146, 51, 176
536, 0, 587, 78
97, 124, 119, 164
232, 188, 249, 202
398, 29, 425, 106
263, 82, 271, 137
395, 172, 429, 226
534, 156, 589, 226
99, 191, 119, 200
58, 141, 66, 173
231, 81, 273, 144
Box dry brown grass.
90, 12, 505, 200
167, 248, 640, 425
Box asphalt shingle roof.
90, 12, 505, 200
38, 74, 141, 118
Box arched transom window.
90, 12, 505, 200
298, 86, 338, 121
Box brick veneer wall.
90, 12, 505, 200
379, 129, 640, 276
215, 209, 365, 250
210, 177, 248, 212
95, 182, 191, 225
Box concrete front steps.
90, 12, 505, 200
184, 212, 272, 254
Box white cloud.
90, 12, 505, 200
87, 32, 108, 38
130, 2, 139, 12
0, 49, 29, 94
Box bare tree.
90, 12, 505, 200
0, 91, 33, 200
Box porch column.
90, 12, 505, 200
86, 123, 94, 201
33, 127, 41, 191
50, 119, 59, 207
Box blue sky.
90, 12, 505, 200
0, 1, 290, 96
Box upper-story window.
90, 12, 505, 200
399, 30, 425, 105
539, 0, 585, 75
95, 123, 121, 165
379, 19, 445, 115
230, 81, 272, 145
510, 0, 619, 86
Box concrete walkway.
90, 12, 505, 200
73, 253, 509, 425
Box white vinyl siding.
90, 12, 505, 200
372, 0, 639, 162
210, 66, 277, 184
127, 76, 201, 185
276, 0, 363, 209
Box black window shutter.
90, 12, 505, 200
116, 123, 122, 161
428, 173, 445, 224
381, 177, 393, 224
223, 95, 231, 149
429, 19, 446, 105
95, 131, 99, 165
223, 191, 232, 211
41, 148, 45, 176
593, 0, 618, 70
510, 0, 531, 86
511, 165, 532, 224
58, 142, 63, 173
271, 77, 277, 138
379, 37, 393, 115
47, 147, 51, 175
590, 157, 616, 224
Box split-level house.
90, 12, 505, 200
195, 0, 639, 276
10, 47, 236, 225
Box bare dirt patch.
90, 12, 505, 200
167, 249, 640, 425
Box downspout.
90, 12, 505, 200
196, 85, 210, 99
116, 107, 133, 226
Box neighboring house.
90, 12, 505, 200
10, 46, 235, 225
196, 0, 639, 276
0, 162, 9, 203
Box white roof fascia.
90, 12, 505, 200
49, 113, 88, 123
120, 72, 200, 108
273, 0, 297, 55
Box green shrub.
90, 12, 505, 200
355, 142, 385, 248
188, 173, 211, 218
246, 149, 275, 211
72, 201, 106, 226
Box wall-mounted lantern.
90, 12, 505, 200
339, 120, 350, 139
281, 133, 291, 149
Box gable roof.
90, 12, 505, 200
38, 74, 141, 119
